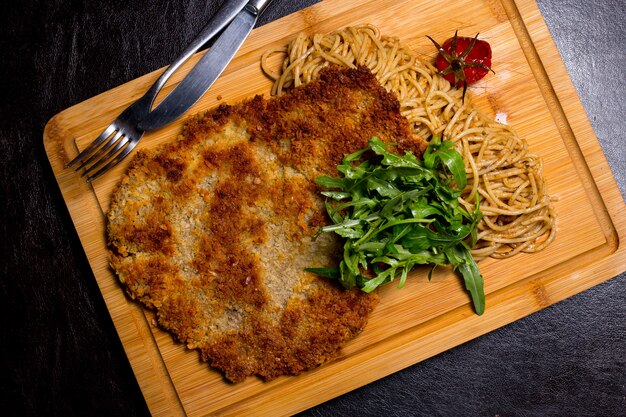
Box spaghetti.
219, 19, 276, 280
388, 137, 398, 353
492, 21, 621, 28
261, 24, 556, 259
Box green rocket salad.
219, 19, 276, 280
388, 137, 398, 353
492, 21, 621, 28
306, 136, 485, 315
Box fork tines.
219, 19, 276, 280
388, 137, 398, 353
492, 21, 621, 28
66, 126, 136, 182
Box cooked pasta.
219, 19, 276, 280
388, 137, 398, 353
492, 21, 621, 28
261, 24, 556, 260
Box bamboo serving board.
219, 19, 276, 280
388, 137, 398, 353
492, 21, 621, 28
44, 0, 626, 415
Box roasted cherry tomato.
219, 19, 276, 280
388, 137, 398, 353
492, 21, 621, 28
427, 31, 494, 100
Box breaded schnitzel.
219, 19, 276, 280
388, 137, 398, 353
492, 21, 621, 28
107, 66, 427, 382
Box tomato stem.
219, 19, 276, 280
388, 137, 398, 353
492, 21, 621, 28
427, 31, 494, 103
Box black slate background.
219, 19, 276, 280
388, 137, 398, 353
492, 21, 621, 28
1, 1, 624, 416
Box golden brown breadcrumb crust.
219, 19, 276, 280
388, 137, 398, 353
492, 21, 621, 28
107, 65, 427, 382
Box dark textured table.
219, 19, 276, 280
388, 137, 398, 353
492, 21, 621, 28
2, 1, 624, 416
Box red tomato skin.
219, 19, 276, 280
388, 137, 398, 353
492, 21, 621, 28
435, 36, 492, 87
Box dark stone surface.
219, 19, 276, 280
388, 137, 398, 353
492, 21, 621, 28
1, 1, 624, 416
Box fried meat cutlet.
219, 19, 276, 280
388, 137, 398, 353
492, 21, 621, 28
107, 65, 428, 382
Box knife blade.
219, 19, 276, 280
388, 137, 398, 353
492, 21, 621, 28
138, 0, 272, 131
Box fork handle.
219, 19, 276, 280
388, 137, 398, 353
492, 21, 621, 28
142, 0, 251, 105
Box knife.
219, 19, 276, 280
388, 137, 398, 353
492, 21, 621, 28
138, 0, 273, 131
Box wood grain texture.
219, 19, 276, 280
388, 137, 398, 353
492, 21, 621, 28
43, 0, 626, 415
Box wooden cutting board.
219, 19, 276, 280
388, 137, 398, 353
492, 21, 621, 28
43, 0, 626, 415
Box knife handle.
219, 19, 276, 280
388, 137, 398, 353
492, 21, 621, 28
245, 0, 273, 16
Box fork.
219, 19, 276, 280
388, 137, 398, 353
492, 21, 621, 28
66, 0, 250, 182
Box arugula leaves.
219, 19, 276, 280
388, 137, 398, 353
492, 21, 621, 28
306, 136, 485, 315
